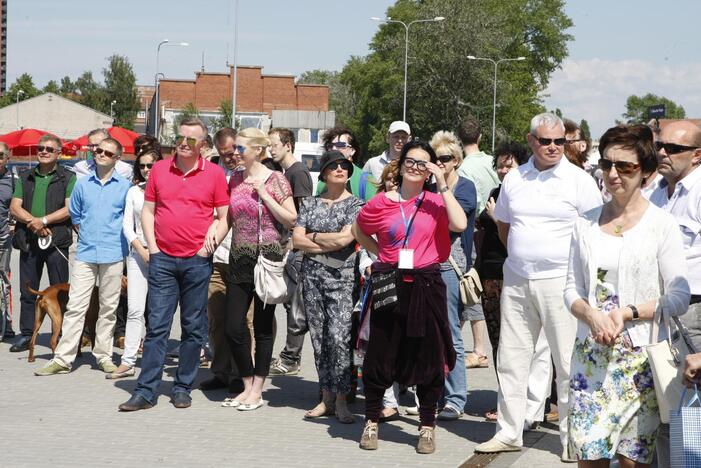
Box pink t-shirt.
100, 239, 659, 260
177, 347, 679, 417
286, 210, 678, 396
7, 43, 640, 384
356, 191, 450, 268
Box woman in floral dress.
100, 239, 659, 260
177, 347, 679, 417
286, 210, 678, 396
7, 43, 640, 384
564, 124, 689, 466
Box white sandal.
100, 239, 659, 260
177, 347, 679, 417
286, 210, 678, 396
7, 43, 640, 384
221, 397, 241, 408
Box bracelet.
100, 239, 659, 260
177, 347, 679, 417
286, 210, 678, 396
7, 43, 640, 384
627, 304, 639, 321
438, 185, 450, 193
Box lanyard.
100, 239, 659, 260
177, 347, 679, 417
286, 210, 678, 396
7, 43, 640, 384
398, 189, 424, 248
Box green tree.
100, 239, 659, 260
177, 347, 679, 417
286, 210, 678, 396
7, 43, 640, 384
102, 54, 141, 129
43, 80, 60, 94
579, 119, 591, 140
336, 0, 572, 158
211, 99, 234, 132
74, 71, 104, 111
0, 73, 40, 106
621, 93, 686, 124
59, 76, 76, 96
167, 102, 200, 144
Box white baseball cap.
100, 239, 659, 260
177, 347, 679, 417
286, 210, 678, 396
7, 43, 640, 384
388, 121, 411, 135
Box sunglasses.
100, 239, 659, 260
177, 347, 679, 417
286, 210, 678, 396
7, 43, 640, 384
94, 147, 117, 158
175, 135, 199, 148
655, 141, 699, 155
37, 145, 57, 154
138, 163, 154, 169
403, 157, 428, 171
331, 141, 350, 149
86, 143, 99, 149
326, 161, 352, 172
0, 152, 7, 158
437, 155, 455, 164
599, 158, 641, 175
566, 139, 585, 143
536, 137, 567, 147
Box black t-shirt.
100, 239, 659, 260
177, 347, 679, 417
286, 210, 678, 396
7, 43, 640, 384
477, 186, 507, 280
284, 161, 313, 210
261, 157, 283, 173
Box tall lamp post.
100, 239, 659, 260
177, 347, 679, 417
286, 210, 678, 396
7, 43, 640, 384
467, 55, 526, 153
371, 15, 445, 121
231, 0, 239, 128
110, 100, 117, 122
154, 39, 189, 141
16, 89, 25, 129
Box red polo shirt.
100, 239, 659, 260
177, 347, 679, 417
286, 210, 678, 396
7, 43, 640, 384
144, 156, 229, 257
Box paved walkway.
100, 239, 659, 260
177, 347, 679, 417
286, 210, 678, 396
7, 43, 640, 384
0, 252, 570, 467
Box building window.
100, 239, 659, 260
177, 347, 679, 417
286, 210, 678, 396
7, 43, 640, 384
310, 129, 319, 143
137, 111, 146, 119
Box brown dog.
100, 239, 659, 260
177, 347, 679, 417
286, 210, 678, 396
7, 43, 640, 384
26, 277, 128, 363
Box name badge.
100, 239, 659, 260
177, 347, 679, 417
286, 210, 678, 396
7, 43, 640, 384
398, 249, 414, 269
353, 349, 365, 366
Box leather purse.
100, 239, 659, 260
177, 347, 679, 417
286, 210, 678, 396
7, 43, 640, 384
447, 255, 483, 307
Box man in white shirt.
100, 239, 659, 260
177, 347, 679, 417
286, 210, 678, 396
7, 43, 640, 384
362, 121, 410, 182
475, 113, 602, 460
72, 128, 133, 181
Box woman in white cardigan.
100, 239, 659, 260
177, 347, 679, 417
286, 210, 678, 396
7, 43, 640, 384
564, 125, 690, 467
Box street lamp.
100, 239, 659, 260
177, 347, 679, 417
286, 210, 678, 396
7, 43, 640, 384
110, 100, 117, 121
231, 0, 239, 128
371, 15, 445, 121
16, 89, 25, 129
154, 39, 189, 141
467, 55, 526, 153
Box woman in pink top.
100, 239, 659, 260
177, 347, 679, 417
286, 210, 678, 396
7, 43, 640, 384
352, 139, 468, 454
224, 128, 296, 411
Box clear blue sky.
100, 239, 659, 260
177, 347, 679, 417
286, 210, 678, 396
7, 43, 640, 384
9, 0, 701, 139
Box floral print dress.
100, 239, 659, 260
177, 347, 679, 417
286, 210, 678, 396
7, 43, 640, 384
568, 230, 660, 464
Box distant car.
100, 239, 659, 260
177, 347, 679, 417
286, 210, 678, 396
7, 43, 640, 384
293, 142, 323, 192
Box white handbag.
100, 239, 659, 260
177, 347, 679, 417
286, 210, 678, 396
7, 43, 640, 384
252, 195, 292, 305
646, 306, 696, 424
447, 255, 483, 307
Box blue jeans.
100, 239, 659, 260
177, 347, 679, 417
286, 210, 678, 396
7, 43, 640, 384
134, 252, 212, 403
440, 268, 467, 412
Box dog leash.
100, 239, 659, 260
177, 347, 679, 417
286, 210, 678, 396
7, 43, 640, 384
37, 233, 70, 264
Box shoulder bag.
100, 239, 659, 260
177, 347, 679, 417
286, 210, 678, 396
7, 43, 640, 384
447, 255, 483, 307
253, 190, 292, 305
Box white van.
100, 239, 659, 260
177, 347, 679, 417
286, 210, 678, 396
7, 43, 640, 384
293, 142, 323, 193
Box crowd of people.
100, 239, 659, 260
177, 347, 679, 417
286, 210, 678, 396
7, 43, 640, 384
1, 111, 701, 465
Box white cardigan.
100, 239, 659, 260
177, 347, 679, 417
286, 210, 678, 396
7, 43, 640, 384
564, 203, 690, 347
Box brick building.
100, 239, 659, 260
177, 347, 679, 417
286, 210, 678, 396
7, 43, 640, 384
134, 85, 154, 134
150, 65, 334, 142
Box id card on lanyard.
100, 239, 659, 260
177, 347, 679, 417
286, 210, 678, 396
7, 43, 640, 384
398, 190, 425, 269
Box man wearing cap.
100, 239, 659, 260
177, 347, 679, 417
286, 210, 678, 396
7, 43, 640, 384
318, 126, 377, 202
9, 134, 76, 353
362, 121, 411, 183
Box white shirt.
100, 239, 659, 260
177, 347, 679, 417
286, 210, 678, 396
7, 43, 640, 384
494, 156, 602, 279
641, 173, 663, 200
649, 167, 701, 294
362, 151, 391, 183
565, 204, 690, 347
73, 159, 134, 181
213, 174, 233, 264
123, 184, 145, 245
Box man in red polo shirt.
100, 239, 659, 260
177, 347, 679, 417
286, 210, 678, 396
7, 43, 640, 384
119, 118, 230, 411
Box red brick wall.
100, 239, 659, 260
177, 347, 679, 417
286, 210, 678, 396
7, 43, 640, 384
262, 75, 297, 114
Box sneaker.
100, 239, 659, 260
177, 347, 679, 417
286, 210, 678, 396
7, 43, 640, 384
416, 426, 436, 454
474, 437, 521, 454
99, 360, 118, 373
269, 358, 300, 376
437, 406, 462, 421
405, 406, 419, 416
359, 421, 379, 450
34, 361, 70, 376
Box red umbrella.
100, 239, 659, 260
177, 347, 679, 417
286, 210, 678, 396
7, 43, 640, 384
63, 126, 140, 155
0, 128, 63, 156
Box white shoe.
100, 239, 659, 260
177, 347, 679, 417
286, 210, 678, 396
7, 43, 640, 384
237, 399, 264, 411
474, 437, 521, 453
221, 397, 241, 408
405, 405, 419, 415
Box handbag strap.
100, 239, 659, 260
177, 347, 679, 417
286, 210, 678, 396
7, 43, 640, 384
400, 192, 424, 249
255, 172, 275, 250
677, 384, 701, 414
673, 315, 698, 354
447, 255, 463, 276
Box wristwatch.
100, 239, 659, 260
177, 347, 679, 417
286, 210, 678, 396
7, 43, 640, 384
41, 216, 48, 226
438, 185, 450, 193
627, 304, 639, 321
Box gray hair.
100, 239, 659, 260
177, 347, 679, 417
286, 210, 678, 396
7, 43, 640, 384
88, 128, 110, 140
529, 113, 564, 134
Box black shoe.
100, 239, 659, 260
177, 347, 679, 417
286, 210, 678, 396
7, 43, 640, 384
10, 336, 30, 352
228, 379, 244, 394
118, 394, 154, 412
199, 376, 227, 391
171, 392, 192, 409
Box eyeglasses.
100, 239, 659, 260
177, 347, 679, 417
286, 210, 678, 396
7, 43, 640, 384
655, 141, 699, 155
220, 152, 236, 159
234, 145, 247, 154
37, 145, 57, 154
536, 137, 567, 147
403, 157, 428, 171
326, 161, 352, 172
599, 158, 641, 175
138, 163, 154, 169
437, 155, 455, 164
94, 147, 117, 158
0, 152, 7, 158
566, 139, 585, 144
86, 143, 99, 150
175, 135, 199, 148
331, 141, 350, 149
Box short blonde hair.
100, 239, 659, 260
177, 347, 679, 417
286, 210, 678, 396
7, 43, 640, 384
429, 130, 463, 165
238, 127, 270, 160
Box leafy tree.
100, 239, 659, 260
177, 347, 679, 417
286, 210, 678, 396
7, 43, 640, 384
0, 73, 40, 106
335, 0, 573, 157
102, 55, 140, 129
211, 99, 234, 132
74, 71, 104, 111
166, 102, 200, 144
579, 119, 591, 140
621, 93, 686, 124
42, 80, 60, 94
59, 76, 77, 96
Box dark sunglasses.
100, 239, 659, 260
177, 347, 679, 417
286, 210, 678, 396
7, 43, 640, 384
403, 157, 428, 171
327, 161, 352, 171
234, 145, 249, 154
331, 141, 350, 149
0, 152, 7, 158
566, 139, 585, 143
86, 143, 99, 149
37, 145, 57, 154
175, 135, 199, 148
536, 137, 567, 147
599, 158, 641, 175
94, 147, 117, 158
437, 155, 455, 164
138, 163, 154, 169
655, 141, 699, 155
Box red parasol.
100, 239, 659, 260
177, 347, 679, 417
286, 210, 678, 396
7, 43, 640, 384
0, 128, 64, 156
63, 126, 141, 155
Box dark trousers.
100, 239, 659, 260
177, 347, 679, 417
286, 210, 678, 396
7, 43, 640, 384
134, 252, 212, 403
19, 247, 69, 336
226, 282, 276, 377
278, 251, 305, 364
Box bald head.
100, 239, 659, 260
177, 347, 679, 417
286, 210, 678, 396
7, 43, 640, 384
660, 120, 701, 147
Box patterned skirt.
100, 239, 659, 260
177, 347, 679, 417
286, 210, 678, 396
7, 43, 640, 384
567, 331, 660, 463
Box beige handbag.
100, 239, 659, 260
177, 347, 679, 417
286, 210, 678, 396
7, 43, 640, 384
447, 255, 483, 307
253, 196, 292, 306
646, 306, 696, 424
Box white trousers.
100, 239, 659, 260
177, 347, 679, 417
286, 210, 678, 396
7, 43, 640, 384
53, 261, 124, 368
525, 329, 553, 424
495, 267, 576, 448
120, 251, 148, 368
